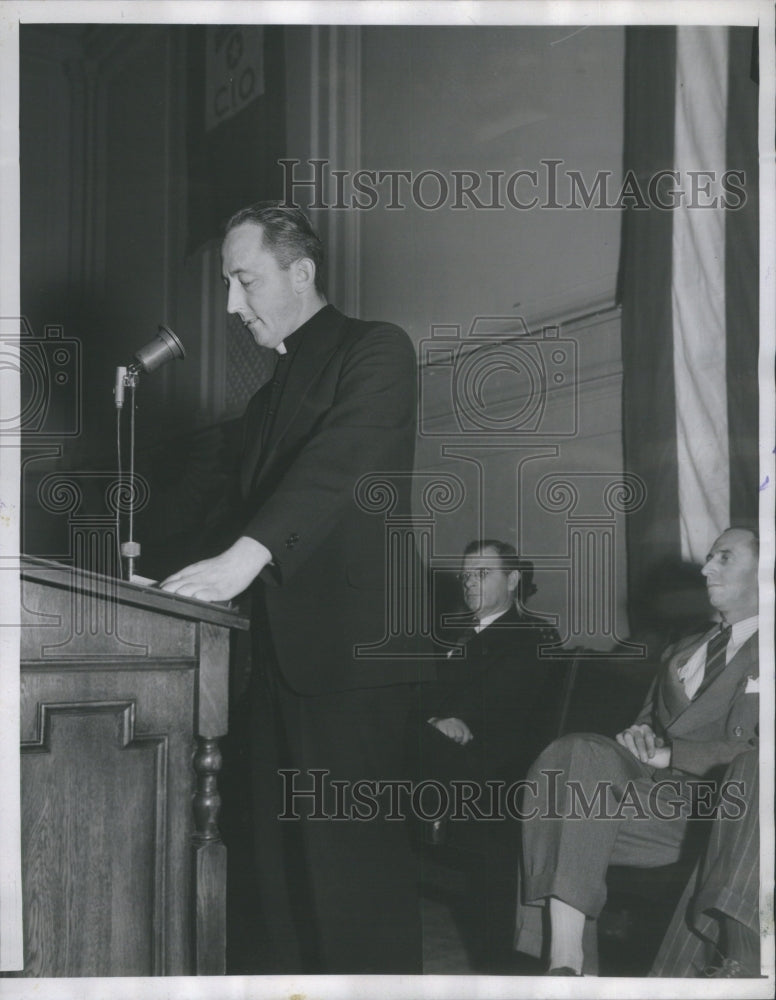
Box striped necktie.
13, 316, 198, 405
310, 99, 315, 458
696, 623, 732, 698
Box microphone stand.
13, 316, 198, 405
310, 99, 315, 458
116, 363, 142, 581
113, 325, 186, 582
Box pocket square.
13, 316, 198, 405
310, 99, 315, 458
744, 675, 759, 694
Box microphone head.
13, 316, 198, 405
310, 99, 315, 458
133, 325, 186, 373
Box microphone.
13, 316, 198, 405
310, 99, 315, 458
114, 325, 186, 408
130, 324, 186, 374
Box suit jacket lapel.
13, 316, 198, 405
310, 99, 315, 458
442, 613, 478, 656
663, 630, 758, 729
661, 665, 691, 718
243, 306, 346, 494
659, 627, 715, 719
459, 606, 521, 658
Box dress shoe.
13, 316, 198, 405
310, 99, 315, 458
547, 966, 581, 975
703, 957, 757, 978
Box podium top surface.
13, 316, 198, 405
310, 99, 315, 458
20, 555, 250, 631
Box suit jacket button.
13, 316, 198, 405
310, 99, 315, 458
285, 533, 299, 549
734, 725, 743, 737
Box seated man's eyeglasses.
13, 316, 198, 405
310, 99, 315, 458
457, 568, 503, 583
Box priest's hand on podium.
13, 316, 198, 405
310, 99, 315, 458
160, 536, 272, 602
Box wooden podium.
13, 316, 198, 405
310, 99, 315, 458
17, 557, 249, 978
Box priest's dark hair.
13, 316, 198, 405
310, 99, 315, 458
224, 200, 326, 295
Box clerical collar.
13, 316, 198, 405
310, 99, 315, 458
274, 303, 333, 355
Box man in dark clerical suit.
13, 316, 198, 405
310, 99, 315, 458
162, 202, 428, 973
420, 539, 562, 969
423, 539, 561, 786
513, 527, 759, 976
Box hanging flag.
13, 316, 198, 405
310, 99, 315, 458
620, 26, 759, 626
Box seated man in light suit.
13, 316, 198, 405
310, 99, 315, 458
514, 527, 759, 976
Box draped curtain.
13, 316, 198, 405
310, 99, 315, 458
619, 26, 759, 629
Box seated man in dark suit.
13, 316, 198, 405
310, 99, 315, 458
423, 538, 561, 784
421, 538, 561, 968
514, 527, 759, 976
650, 745, 760, 978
